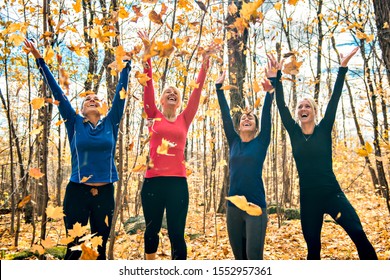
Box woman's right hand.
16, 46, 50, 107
24, 39, 42, 59
137, 30, 151, 53
265, 53, 283, 78
216, 70, 226, 85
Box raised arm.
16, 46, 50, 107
183, 43, 220, 126
138, 31, 158, 118
106, 60, 131, 129
266, 53, 295, 134
24, 39, 76, 126
322, 47, 358, 131
257, 79, 274, 146
215, 71, 238, 146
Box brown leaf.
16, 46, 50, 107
18, 195, 31, 209
195, 1, 207, 12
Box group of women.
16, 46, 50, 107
23, 32, 377, 260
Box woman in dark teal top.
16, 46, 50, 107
216, 71, 273, 259
24, 39, 131, 259
267, 48, 377, 260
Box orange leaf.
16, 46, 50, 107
31, 97, 45, 110
18, 195, 31, 209
73, 0, 82, 13
149, 10, 163, 25
254, 97, 261, 108
105, 216, 109, 227
55, 120, 65, 126
132, 164, 147, 172
135, 71, 151, 86
46, 205, 65, 220
41, 238, 55, 249
29, 168, 45, 179
157, 138, 176, 156
288, 0, 299, 5
79, 243, 99, 260
226, 195, 263, 216
31, 244, 45, 255
80, 175, 93, 183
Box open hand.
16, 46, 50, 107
216, 70, 226, 85
24, 38, 42, 59
265, 53, 283, 78
340, 46, 359, 67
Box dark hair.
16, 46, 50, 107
235, 111, 259, 131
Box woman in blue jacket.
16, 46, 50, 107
24, 39, 131, 260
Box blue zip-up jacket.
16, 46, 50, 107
36, 58, 131, 183
216, 84, 273, 208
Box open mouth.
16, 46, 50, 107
301, 113, 308, 119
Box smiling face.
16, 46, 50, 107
81, 94, 101, 117
160, 86, 181, 111
296, 98, 317, 125
239, 112, 258, 134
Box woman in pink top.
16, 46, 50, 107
138, 31, 218, 260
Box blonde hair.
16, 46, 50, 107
160, 86, 182, 108
295, 97, 318, 124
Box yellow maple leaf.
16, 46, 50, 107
9, 33, 25, 47
188, 80, 199, 89
43, 46, 55, 64
119, 88, 127, 99
118, 6, 129, 19
220, 84, 239, 91
240, 0, 264, 22
31, 244, 45, 255
18, 195, 31, 209
68, 222, 88, 238
132, 164, 147, 172
155, 40, 175, 58
254, 97, 261, 108
59, 236, 74, 245
226, 195, 263, 216
274, 2, 282, 10
356, 141, 373, 157
30, 125, 44, 136
29, 168, 45, 179
46, 205, 65, 220
283, 55, 303, 75
31, 97, 45, 110
91, 236, 103, 248
79, 243, 99, 260
288, 0, 299, 5
97, 101, 109, 116
41, 238, 55, 249
135, 71, 151, 86
80, 175, 93, 183
73, 0, 82, 13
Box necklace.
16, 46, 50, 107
302, 133, 312, 142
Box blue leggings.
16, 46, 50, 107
141, 177, 189, 260
226, 205, 268, 260
63, 181, 114, 260
300, 191, 377, 260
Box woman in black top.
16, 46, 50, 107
267, 48, 377, 260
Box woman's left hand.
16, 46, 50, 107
216, 70, 226, 85
202, 42, 221, 61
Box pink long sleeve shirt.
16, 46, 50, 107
143, 58, 209, 178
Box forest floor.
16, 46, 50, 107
0, 189, 389, 260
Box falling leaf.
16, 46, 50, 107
149, 10, 163, 25
119, 88, 127, 99
55, 120, 65, 126
79, 243, 99, 260
195, 1, 207, 12
43, 46, 55, 64
41, 238, 55, 249
68, 222, 88, 238
132, 164, 147, 172
31, 97, 45, 110
79, 90, 95, 98
105, 216, 109, 227
288, 0, 299, 5
226, 195, 263, 216
118, 6, 129, 19
356, 142, 373, 157
97, 101, 109, 116
59, 236, 74, 245
384, 22, 389, 29
282, 55, 303, 75
220, 85, 238, 90
73, 0, 82, 13
91, 236, 103, 248
29, 168, 45, 179
135, 71, 151, 86
253, 80, 261, 93
8, 33, 25, 46
80, 175, 93, 183
188, 80, 199, 89
240, 0, 264, 22
46, 205, 65, 220
228, 2, 238, 15
31, 244, 45, 255
18, 195, 31, 209
30, 125, 44, 136
274, 2, 282, 10
254, 97, 261, 108
335, 212, 342, 220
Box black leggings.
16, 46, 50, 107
300, 191, 377, 260
141, 177, 189, 260
63, 181, 114, 260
